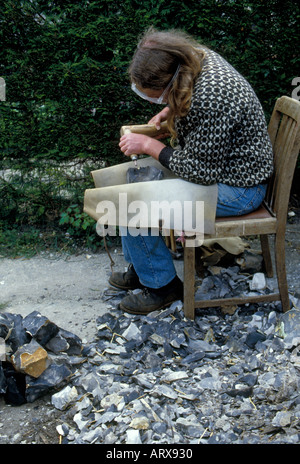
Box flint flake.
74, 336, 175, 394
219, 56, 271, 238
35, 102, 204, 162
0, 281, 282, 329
51, 385, 78, 410
23, 311, 59, 346
122, 322, 141, 341
126, 429, 142, 444
162, 370, 189, 383
129, 416, 150, 430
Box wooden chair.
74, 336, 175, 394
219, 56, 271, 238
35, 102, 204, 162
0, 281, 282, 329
183, 96, 300, 319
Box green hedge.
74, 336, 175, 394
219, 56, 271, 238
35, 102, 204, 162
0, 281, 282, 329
0, 0, 299, 249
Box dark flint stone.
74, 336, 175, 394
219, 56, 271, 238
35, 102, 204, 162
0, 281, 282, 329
45, 332, 70, 354
23, 311, 59, 347
126, 166, 164, 184
124, 339, 140, 352
81, 344, 94, 357
153, 422, 168, 434
233, 426, 243, 435
142, 352, 162, 370
124, 390, 140, 404
4, 375, 26, 405
181, 351, 206, 365
2, 361, 26, 405
245, 329, 266, 349
25, 363, 72, 402
0, 364, 7, 394
170, 332, 187, 348
163, 341, 173, 358
96, 313, 121, 336
0, 314, 10, 338
0, 313, 30, 353
225, 386, 253, 398
96, 339, 109, 353
184, 326, 202, 340
270, 336, 285, 351
151, 321, 172, 341
241, 304, 260, 316
140, 324, 154, 342
203, 351, 222, 360
237, 249, 263, 273
107, 403, 118, 412
238, 373, 258, 387
58, 328, 82, 355
123, 360, 138, 375
119, 351, 131, 359
96, 326, 114, 340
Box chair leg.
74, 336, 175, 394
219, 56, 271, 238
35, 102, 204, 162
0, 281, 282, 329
260, 234, 273, 277
164, 229, 177, 253
183, 245, 196, 320
165, 234, 170, 249
274, 232, 290, 312
170, 229, 177, 252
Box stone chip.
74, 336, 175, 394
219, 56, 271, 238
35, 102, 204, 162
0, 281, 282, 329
11, 339, 49, 378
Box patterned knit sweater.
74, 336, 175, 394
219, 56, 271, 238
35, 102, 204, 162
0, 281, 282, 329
159, 49, 274, 187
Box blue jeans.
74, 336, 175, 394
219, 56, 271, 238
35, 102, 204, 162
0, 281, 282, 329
216, 183, 267, 217
120, 183, 267, 289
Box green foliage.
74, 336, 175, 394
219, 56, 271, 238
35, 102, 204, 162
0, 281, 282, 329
0, 225, 41, 257
0, 222, 103, 257
0, 0, 299, 253
58, 203, 104, 250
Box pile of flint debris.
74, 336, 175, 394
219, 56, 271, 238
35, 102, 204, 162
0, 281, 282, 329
1, 261, 300, 444
0, 311, 83, 405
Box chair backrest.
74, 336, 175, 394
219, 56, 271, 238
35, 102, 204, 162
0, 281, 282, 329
265, 96, 300, 224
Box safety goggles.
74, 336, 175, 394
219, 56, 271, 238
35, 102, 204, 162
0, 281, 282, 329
131, 64, 181, 104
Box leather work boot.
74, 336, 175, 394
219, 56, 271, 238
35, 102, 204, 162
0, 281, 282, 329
119, 276, 183, 315
108, 263, 143, 291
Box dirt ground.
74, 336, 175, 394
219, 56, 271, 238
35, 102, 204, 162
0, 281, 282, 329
0, 219, 299, 444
